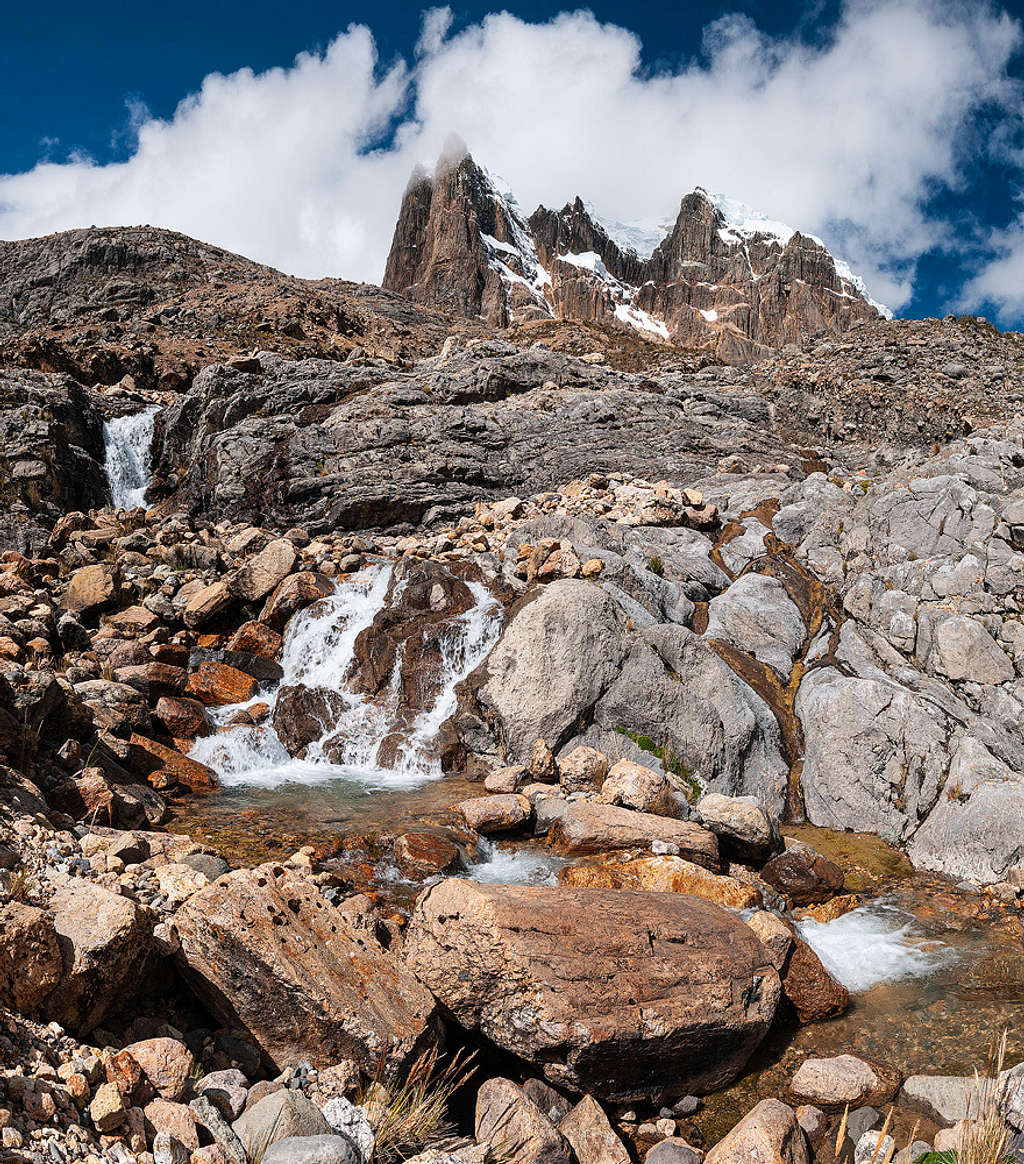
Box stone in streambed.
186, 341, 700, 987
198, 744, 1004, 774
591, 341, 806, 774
791, 1055, 900, 1108
549, 801, 719, 869
558, 855, 761, 909
761, 843, 844, 905
458, 793, 531, 833
404, 879, 779, 1101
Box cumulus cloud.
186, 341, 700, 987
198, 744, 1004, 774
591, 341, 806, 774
959, 220, 1024, 322
0, 0, 1021, 311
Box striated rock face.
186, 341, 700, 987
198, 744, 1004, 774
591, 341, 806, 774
384, 147, 884, 360
384, 152, 549, 329
174, 865, 441, 1073
403, 878, 780, 1101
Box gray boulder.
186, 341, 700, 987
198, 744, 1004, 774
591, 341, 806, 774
262, 1137, 363, 1164
705, 573, 805, 675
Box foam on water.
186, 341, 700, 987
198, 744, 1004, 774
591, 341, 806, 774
464, 838, 569, 886
191, 564, 503, 791
103, 406, 159, 508
797, 902, 949, 994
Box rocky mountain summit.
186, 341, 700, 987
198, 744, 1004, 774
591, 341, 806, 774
383, 148, 886, 360
0, 209, 1023, 1164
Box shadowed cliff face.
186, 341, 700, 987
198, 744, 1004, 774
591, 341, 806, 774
383, 148, 883, 361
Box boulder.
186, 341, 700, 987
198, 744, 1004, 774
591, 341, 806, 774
404, 879, 780, 1101
145, 1098, 200, 1150
599, 760, 674, 815
548, 802, 719, 869
704, 573, 806, 676
186, 661, 260, 706
230, 539, 297, 603
259, 571, 333, 631
196, 1070, 249, 1121
175, 865, 440, 1073
183, 580, 234, 630
558, 1095, 630, 1164
233, 1091, 332, 1153
261, 1137, 361, 1164
153, 695, 210, 739
0, 901, 62, 1012
458, 794, 531, 833
64, 563, 120, 616
780, 939, 850, 1023
558, 746, 610, 794
760, 843, 844, 905
45, 880, 153, 1034
122, 1037, 193, 1102
790, 1056, 900, 1109
646, 1140, 703, 1164
226, 620, 283, 659
129, 733, 218, 792
696, 794, 779, 863
90, 1080, 127, 1133
703, 1099, 810, 1164
477, 581, 631, 762
475, 1078, 572, 1164
558, 855, 761, 910
855, 1132, 895, 1164
74, 678, 150, 736
744, 911, 793, 972
321, 1096, 374, 1163
393, 833, 463, 880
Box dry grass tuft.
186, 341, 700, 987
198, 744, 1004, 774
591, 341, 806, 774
955, 1030, 1021, 1164
358, 1047, 477, 1164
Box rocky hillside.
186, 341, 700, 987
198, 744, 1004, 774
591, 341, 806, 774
383, 148, 886, 360
0, 215, 1024, 1164
0, 226, 488, 391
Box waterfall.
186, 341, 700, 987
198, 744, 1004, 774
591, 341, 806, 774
103, 406, 159, 509
190, 564, 504, 791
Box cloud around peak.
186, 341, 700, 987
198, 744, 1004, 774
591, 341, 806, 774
0, 0, 1021, 317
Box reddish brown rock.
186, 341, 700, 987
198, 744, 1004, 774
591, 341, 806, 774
121, 1037, 193, 1103
780, 938, 849, 1023
0, 902, 62, 1013
129, 734, 218, 792
174, 865, 440, 1073
259, 572, 333, 631
393, 833, 463, 880
404, 879, 780, 1101
761, 844, 844, 906
153, 695, 210, 739
558, 1095, 630, 1164
186, 661, 259, 706
113, 662, 187, 696
226, 620, 283, 659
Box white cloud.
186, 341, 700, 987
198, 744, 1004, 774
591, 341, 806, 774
0, 0, 1020, 311
959, 219, 1024, 322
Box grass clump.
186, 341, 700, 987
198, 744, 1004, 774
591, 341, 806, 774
358, 1048, 477, 1164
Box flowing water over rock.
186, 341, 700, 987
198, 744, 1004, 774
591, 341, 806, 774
102, 406, 159, 508
191, 563, 503, 793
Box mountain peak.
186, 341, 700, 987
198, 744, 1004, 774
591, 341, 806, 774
383, 149, 888, 360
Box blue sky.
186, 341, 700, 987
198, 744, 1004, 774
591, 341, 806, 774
3, 1, 1024, 325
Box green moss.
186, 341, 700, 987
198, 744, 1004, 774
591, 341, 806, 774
649, 555, 664, 576
614, 727, 702, 803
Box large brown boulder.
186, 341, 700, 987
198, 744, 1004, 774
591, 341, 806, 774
780, 938, 849, 1023
45, 880, 153, 1034
64, 563, 120, 616
404, 879, 780, 1101
760, 844, 844, 906
229, 539, 297, 603
558, 855, 761, 910
548, 802, 719, 869
174, 865, 440, 1073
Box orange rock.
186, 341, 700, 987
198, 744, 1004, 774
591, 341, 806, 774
226, 620, 283, 659
796, 894, 860, 924
129, 734, 218, 792
152, 696, 210, 740
559, 854, 761, 909
196, 633, 224, 649
185, 661, 259, 706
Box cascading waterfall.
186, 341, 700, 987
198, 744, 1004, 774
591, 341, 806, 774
103, 406, 159, 508
191, 564, 503, 791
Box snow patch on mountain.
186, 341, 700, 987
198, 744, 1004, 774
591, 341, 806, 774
557, 250, 670, 341
583, 202, 672, 260
698, 186, 893, 320
478, 168, 553, 319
